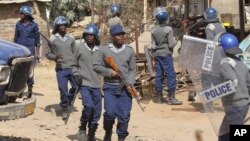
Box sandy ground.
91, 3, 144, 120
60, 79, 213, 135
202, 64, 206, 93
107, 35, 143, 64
0, 62, 217, 141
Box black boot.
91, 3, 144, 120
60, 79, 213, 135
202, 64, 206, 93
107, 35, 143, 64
118, 136, 126, 141
87, 127, 97, 141
78, 122, 87, 141
103, 131, 112, 141
154, 91, 164, 104
27, 85, 33, 98
166, 92, 183, 105
103, 119, 114, 141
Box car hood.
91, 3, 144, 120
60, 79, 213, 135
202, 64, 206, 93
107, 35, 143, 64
239, 34, 250, 53
0, 39, 31, 65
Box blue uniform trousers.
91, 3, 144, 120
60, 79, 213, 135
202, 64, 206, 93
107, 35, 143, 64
80, 86, 102, 128
103, 83, 132, 137
27, 57, 36, 87
56, 68, 77, 108
218, 104, 249, 141
155, 55, 176, 93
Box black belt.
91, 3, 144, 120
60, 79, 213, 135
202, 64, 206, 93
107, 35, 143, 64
104, 77, 121, 83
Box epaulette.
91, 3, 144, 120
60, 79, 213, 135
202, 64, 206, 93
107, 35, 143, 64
221, 57, 236, 68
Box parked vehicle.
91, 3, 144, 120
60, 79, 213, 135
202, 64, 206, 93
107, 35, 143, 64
239, 34, 250, 70
0, 39, 34, 105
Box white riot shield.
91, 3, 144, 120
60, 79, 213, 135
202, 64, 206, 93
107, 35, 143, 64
180, 35, 250, 136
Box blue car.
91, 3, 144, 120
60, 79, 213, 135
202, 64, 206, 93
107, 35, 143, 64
0, 39, 34, 105
239, 34, 250, 70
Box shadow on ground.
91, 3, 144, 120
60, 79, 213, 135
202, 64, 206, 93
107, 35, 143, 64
171, 102, 204, 113
0, 136, 31, 141
67, 133, 102, 141
44, 104, 79, 117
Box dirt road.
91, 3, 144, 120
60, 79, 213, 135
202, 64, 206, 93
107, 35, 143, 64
0, 63, 217, 141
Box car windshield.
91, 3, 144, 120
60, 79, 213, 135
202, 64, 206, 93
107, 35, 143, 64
246, 46, 250, 53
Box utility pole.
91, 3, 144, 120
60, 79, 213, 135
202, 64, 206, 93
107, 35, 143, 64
239, 0, 245, 40
143, 0, 147, 31
91, 0, 94, 23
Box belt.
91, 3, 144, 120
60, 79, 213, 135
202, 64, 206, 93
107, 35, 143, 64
104, 77, 121, 83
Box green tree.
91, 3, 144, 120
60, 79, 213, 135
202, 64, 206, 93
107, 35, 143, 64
48, 0, 90, 25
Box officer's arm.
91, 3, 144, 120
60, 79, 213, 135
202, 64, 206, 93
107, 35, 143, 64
205, 24, 215, 41
71, 36, 77, 53
34, 24, 40, 58
34, 23, 41, 48
221, 63, 238, 87
14, 24, 18, 43
246, 71, 250, 96
128, 50, 137, 85
167, 27, 176, 49
93, 49, 113, 77
151, 32, 156, 50
46, 37, 57, 60
72, 45, 81, 76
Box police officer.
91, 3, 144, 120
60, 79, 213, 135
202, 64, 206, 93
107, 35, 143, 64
108, 4, 124, 29
218, 33, 250, 141
14, 5, 40, 98
73, 24, 102, 141
46, 16, 77, 119
93, 24, 136, 141
151, 7, 182, 105
204, 7, 226, 40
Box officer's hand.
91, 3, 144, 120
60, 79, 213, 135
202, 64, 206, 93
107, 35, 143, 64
111, 70, 119, 77
127, 86, 133, 93
74, 75, 82, 86
56, 54, 63, 62
57, 54, 64, 59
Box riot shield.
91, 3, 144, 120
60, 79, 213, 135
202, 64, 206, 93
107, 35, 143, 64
180, 35, 250, 136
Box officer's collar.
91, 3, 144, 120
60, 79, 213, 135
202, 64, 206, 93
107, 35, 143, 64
83, 41, 99, 52
55, 33, 69, 37
108, 43, 126, 53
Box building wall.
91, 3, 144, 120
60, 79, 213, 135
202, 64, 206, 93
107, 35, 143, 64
211, 0, 240, 28
0, 2, 50, 57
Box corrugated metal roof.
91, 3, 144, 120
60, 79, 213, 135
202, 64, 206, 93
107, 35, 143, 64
0, 0, 51, 4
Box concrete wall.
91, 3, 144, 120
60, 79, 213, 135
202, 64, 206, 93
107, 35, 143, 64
0, 2, 50, 57
211, 0, 240, 28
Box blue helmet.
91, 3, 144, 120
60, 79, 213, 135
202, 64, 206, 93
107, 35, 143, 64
83, 23, 99, 37
154, 7, 168, 23
54, 16, 68, 27
219, 33, 242, 54
20, 5, 33, 16
111, 4, 121, 14
110, 24, 125, 36
204, 7, 217, 21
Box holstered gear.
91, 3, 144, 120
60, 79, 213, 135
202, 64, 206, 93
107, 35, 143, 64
166, 92, 183, 105
87, 127, 97, 141
115, 81, 125, 95
103, 119, 115, 141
